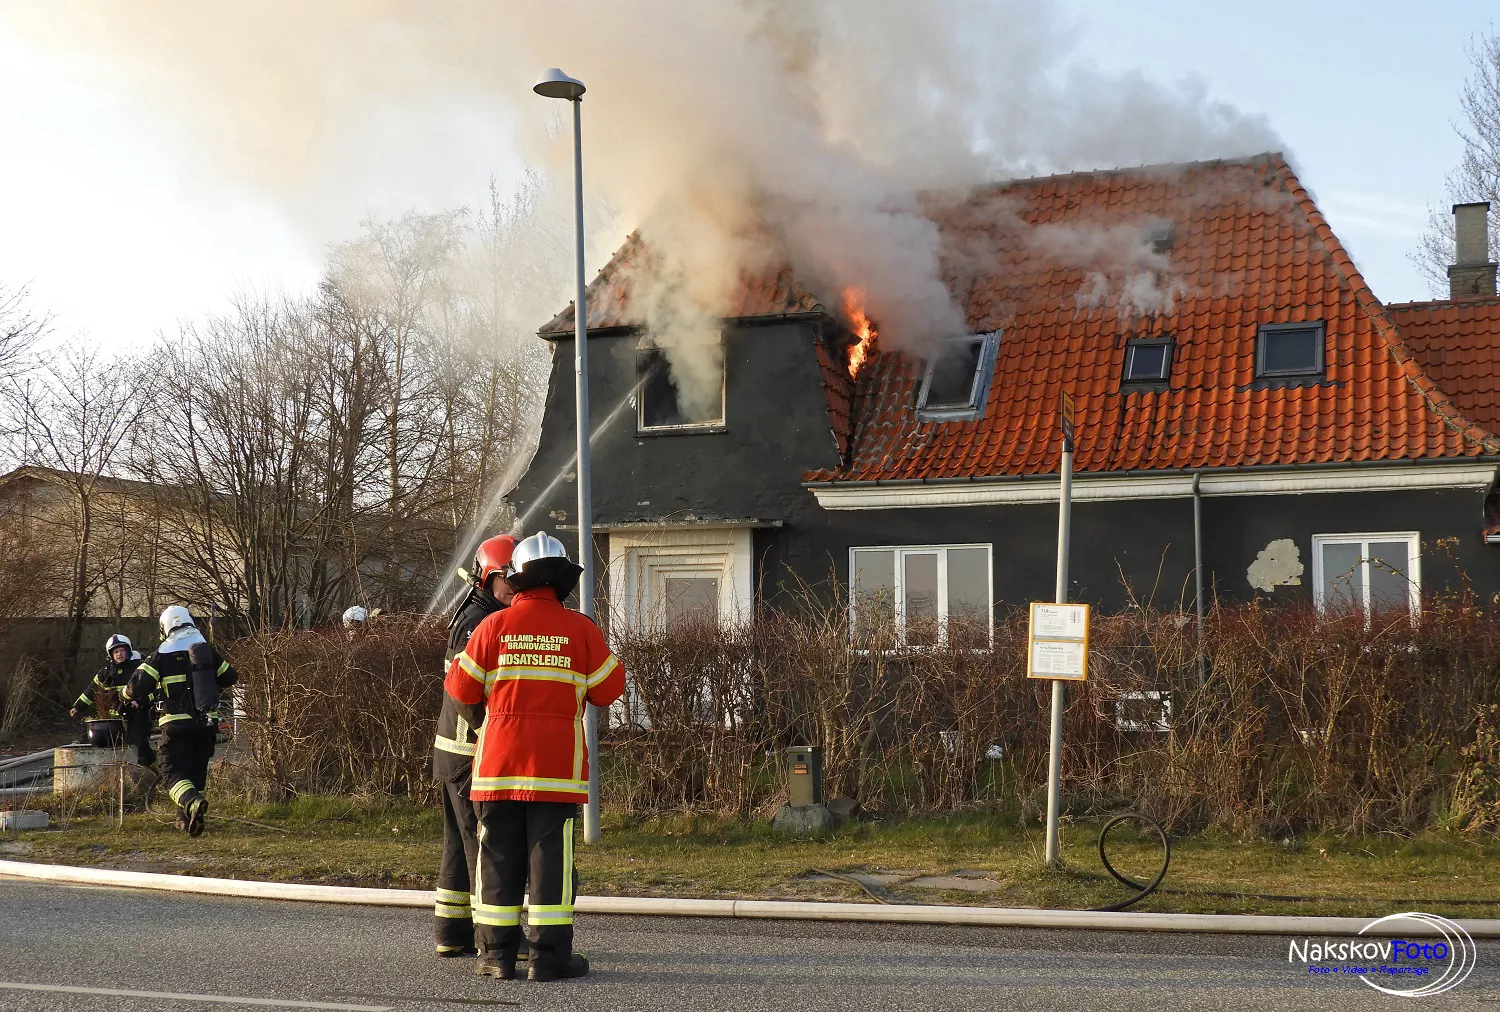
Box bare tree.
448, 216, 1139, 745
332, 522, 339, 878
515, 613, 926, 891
1415, 30, 1500, 294
8, 342, 145, 670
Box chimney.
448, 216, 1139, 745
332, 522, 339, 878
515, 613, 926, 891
1448, 201, 1498, 299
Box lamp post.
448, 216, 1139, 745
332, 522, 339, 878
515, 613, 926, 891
533, 68, 600, 845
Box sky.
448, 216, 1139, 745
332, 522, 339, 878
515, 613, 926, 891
0, 1, 1492, 351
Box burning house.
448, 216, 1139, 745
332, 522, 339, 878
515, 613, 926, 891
509, 152, 1500, 637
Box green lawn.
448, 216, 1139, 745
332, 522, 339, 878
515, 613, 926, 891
5, 793, 1500, 918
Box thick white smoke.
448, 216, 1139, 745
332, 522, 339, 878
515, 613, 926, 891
5, 0, 1278, 367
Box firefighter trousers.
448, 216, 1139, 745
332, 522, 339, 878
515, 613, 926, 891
160, 725, 216, 814
434, 761, 480, 950
473, 801, 577, 969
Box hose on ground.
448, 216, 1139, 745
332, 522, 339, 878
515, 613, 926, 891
1088, 812, 1171, 912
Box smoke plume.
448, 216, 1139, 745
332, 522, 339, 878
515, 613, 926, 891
6, 0, 1278, 370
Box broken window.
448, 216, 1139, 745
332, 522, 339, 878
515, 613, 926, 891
916, 331, 1000, 417
850, 544, 991, 645
637, 338, 725, 431
1312, 533, 1420, 616
1256, 323, 1324, 379
1123, 337, 1173, 383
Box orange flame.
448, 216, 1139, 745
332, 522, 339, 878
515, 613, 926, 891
842, 287, 877, 380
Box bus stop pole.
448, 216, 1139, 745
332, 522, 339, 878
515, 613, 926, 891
1044, 432, 1073, 868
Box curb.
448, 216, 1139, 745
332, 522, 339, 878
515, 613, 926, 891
2, 859, 1498, 937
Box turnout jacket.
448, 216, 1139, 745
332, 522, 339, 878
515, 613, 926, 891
432, 585, 505, 770
124, 630, 239, 731
72, 652, 143, 718
444, 587, 625, 803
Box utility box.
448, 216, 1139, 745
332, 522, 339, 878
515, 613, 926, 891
786, 745, 823, 807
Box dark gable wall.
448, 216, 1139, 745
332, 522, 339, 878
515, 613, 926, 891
507, 320, 845, 600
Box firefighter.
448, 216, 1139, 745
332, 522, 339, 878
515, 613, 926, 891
123, 606, 239, 837
69, 633, 155, 767
432, 534, 517, 958
444, 532, 625, 982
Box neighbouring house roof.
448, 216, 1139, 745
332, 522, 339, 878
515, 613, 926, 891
817, 153, 1497, 483
535, 153, 1500, 486
1386, 297, 1500, 434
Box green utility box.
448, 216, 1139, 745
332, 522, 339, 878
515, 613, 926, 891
786, 745, 823, 807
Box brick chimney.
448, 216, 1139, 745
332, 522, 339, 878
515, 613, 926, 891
1449, 201, 1498, 299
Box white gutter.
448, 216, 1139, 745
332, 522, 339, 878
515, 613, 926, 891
811, 461, 1498, 510
2, 859, 1496, 937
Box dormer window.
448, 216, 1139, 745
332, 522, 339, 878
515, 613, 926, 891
917, 331, 1000, 419
637, 335, 726, 432
1123, 337, 1173, 383
1256, 323, 1324, 379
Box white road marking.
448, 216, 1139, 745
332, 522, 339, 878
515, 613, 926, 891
0, 981, 392, 1010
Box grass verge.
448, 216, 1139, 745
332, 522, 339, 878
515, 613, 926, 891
5, 793, 1500, 919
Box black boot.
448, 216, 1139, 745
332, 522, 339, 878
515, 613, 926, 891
529, 952, 588, 981
184, 794, 208, 837
473, 950, 518, 980
435, 944, 477, 958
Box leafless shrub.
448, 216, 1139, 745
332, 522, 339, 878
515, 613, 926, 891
227, 615, 444, 800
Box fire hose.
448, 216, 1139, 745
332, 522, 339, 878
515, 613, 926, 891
1089, 812, 1171, 912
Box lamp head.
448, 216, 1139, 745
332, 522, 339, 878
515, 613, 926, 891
533, 68, 586, 101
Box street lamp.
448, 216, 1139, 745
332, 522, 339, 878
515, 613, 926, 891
533, 67, 600, 845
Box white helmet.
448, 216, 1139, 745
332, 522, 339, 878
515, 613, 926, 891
104, 633, 133, 653
159, 605, 196, 639
507, 532, 583, 598
342, 605, 369, 628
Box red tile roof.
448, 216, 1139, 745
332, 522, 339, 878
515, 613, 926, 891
1387, 298, 1500, 434
538, 153, 1500, 483
819, 154, 1498, 482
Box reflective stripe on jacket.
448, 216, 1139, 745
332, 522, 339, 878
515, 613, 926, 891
433, 587, 504, 762
124, 644, 239, 730
443, 587, 625, 803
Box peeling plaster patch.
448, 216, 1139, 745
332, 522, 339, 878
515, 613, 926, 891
1248, 538, 1303, 592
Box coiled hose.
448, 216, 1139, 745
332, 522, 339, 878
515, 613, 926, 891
1088, 812, 1171, 912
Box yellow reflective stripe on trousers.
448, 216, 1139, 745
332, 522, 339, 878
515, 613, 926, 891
470, 775, 588, 794
167, 779, 195, 804
436, 887, 470, 904
563, 818, 574, 907
432, 734, 475, 757
158, 713, 193, 727
472, 903, 522, 926
434, 902, 470, 919
527, 904, 573, 925
586, 653, 619, 688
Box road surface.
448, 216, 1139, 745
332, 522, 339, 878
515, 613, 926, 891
0, 881, 1495, 1010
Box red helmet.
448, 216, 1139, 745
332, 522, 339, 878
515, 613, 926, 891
473, 535, 519, 588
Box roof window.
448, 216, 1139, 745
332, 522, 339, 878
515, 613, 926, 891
917, 331, 1000, 419
1256, 323, 1324, 379
1123, 337, 1173, 383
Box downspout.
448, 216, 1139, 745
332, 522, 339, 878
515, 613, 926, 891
1192, 472, 1206, 686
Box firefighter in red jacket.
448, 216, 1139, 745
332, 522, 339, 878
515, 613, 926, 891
433, 534, 516, 958
444, 532, 625, 982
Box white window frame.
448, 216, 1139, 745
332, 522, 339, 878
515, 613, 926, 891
1310, 532, 1421, 617
916, 331, 1001, 420
848, 543, 993, 646
636, 333, 727, 433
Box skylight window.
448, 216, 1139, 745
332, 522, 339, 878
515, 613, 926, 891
1123, 337, 1173, 383
917, 331, 1000, 418
1256, 323, 1324, 379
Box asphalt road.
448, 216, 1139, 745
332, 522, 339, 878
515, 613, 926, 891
0, 881, 1496, 1011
